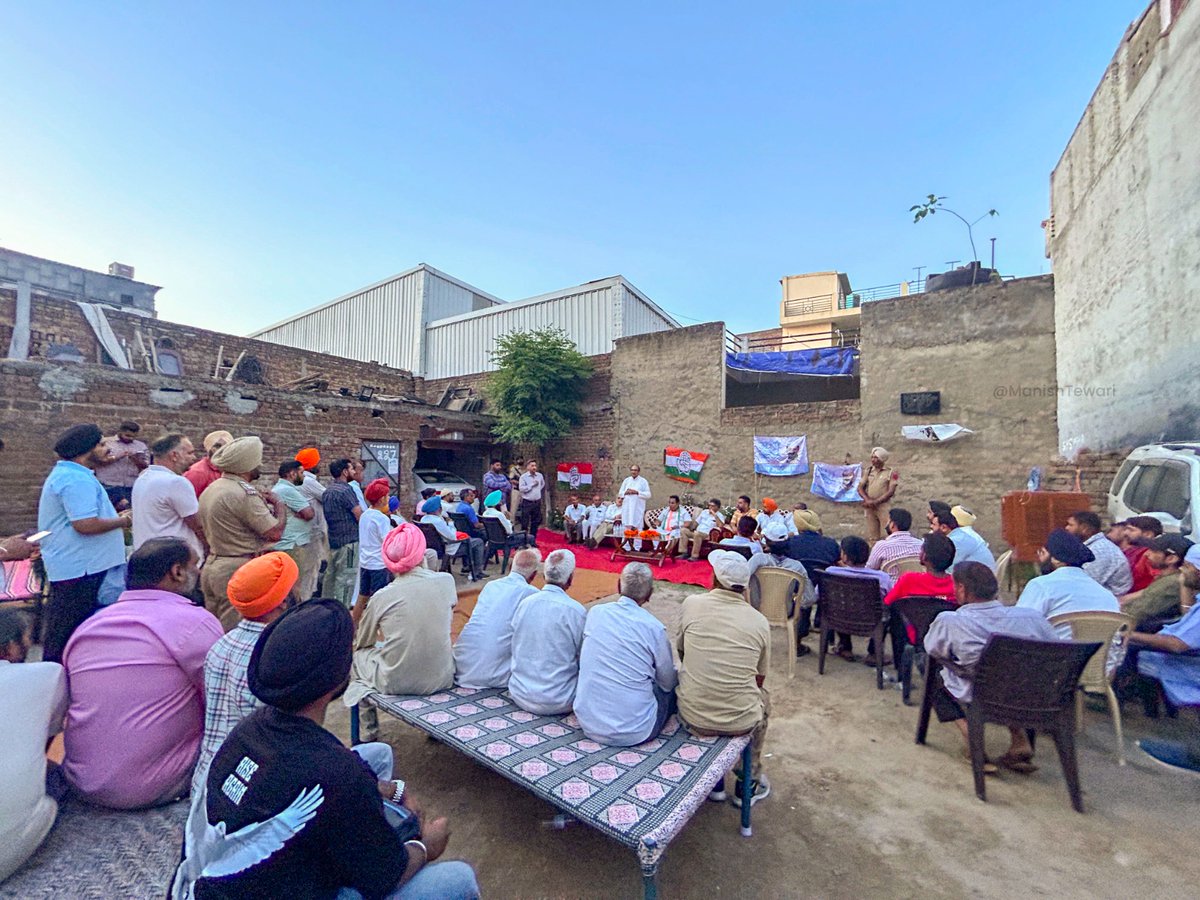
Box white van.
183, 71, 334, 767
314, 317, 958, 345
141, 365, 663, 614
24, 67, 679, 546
1107, 443, 1200, 537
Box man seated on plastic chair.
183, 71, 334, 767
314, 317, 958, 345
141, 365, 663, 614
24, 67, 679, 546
1128, 544, 1200, 773
923, 562, 1060, 776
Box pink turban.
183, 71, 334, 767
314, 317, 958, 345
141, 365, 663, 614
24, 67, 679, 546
382, 522, 427, 575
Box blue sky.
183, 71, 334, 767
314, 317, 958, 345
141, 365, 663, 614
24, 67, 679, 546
0, 1, 1141, 335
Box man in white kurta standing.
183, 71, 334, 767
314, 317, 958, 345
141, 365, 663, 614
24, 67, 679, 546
619, 464, 651, 550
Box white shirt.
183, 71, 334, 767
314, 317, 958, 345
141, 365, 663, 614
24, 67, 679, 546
1083, 533, 1133, 595
691, 509, 725, 534
948, 526, 997, 573
602, 503, 620, 524
508, 584, 586, 715
131, 465, 201, 556
358, 508, 391, 571
454, 572, 539, 689
756, 509, 796, 537
563, 503, 588, 523
483, 507, 513, 535
426, 512, 462, 554
518, 471, 545, 501
0, 660, 68, 881
585, 504, 608, 526
298, 471, 327, 536
1016, 565, 1121, 637
574, 596, 678, 746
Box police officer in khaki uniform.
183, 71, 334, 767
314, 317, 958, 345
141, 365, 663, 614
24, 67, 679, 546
198, 436, 287, 630
857, 446, 898, 543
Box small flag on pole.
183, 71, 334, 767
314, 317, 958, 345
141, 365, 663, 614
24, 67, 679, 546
556, 462, 593, 489
664, 446, 709, 484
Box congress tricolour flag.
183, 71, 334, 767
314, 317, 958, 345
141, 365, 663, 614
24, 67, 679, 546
556, 462, 593, 489
664, 446, 709, 484
753, 435, 809, 476
811, 462, 862, 503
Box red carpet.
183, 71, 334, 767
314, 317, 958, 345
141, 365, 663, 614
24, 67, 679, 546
534, 529, 714, 587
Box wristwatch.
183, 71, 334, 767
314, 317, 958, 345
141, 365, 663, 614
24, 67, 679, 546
390, 779, 406, 802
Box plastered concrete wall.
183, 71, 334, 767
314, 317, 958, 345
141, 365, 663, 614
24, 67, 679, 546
858, 276, 1061, 540
0, 247, 159, 313
1049, 0, 1200, 451
606, 277, 1062, 544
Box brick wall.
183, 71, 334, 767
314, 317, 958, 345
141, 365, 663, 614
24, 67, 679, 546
0, 358, 490, 534
1, 291, 419, 399
1045, 448, 1131, 518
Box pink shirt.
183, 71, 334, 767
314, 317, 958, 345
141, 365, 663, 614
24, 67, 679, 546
62, 589, 222, 809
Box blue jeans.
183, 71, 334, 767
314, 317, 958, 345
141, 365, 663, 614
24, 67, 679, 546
336, 861, 479, 900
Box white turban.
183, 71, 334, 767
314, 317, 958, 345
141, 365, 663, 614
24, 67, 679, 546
871, 447, 890, 462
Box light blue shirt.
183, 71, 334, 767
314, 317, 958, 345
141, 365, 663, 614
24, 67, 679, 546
1138, 603, 1200, 707
454, 572, 539, 689
272, 479, 312, 550
575, 597, 678, 746
508, 584, 586, 715
350, 479, 367, 510
948, 526, 997, 573
1016, 565, 1120, 638
37, 461, 126, 582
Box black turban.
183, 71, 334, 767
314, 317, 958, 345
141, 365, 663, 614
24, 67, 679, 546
1045, 528, 1095, 567
54, 424, 103, 460
248, 599, 354, 711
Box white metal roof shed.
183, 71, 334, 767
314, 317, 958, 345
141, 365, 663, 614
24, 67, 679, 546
248, 264, 501, 373
422, 276, 678, 379
250, 266, 677, 379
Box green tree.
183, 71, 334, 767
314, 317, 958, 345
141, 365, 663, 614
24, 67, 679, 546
486, 327, 593, 445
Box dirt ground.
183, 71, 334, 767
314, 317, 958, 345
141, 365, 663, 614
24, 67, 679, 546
328, 580, 1200, 900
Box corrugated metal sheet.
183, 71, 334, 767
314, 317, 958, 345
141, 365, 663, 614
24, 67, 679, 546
619, 282, 677, 338
424, 270, 497, 322
251, 269, 426, 371
423, 283, 620, 379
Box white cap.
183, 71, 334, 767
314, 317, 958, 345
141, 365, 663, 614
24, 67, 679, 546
708, 549, 751, 589
1185, 544, 1200, 569
762, 520, 789, 542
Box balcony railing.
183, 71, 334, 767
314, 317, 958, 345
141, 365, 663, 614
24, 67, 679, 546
782, 293, 835, 318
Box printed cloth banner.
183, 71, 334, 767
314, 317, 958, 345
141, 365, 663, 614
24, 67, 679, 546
753, 435, 809, 476
556, 462, 594, 488
901, 424, 974, 443
664, 446, 709, 484
810, 462, 863, 503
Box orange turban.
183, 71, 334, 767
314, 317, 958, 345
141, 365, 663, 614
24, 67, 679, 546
761, 497, 778, 514
227, 552, 298, 619
295, 448, 320, 471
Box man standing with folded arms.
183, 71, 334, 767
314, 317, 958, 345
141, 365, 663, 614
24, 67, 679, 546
198, 437, 287, 631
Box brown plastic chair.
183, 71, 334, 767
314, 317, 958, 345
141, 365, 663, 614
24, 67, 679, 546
817, 573, 889, 689
887, 595, 957, 705
1049, 610, 1134, 765
916, 635, 1102, 812
750, 566, 805, 679
882, 555, 922, 579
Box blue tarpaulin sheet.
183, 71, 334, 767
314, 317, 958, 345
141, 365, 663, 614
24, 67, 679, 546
725, 347, 858, 377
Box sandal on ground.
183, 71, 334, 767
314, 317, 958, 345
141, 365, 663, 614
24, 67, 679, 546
997, 752, 1038, 774
963, 750, 998, 776
862, 654, 893, 667
835, 648, 857, 662
795, 644, 812, 658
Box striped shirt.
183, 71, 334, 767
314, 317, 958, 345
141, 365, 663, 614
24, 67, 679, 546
866, 530, 925, 571
192, 619, 266, 796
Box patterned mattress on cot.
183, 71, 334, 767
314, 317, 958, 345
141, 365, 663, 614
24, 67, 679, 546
362, 686, 750, 869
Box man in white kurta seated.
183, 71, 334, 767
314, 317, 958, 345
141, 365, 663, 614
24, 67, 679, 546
575, 563, 678, 746
618, 464, 651, 546
454, 548, 541, 689
586, 499, 622, 549
0, 610, 69, 882
562, 494, 589, 544
679, 498, 726, 562
654, 495, 689, 558
581, 493, 606, 544
508, 549, 586, 715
